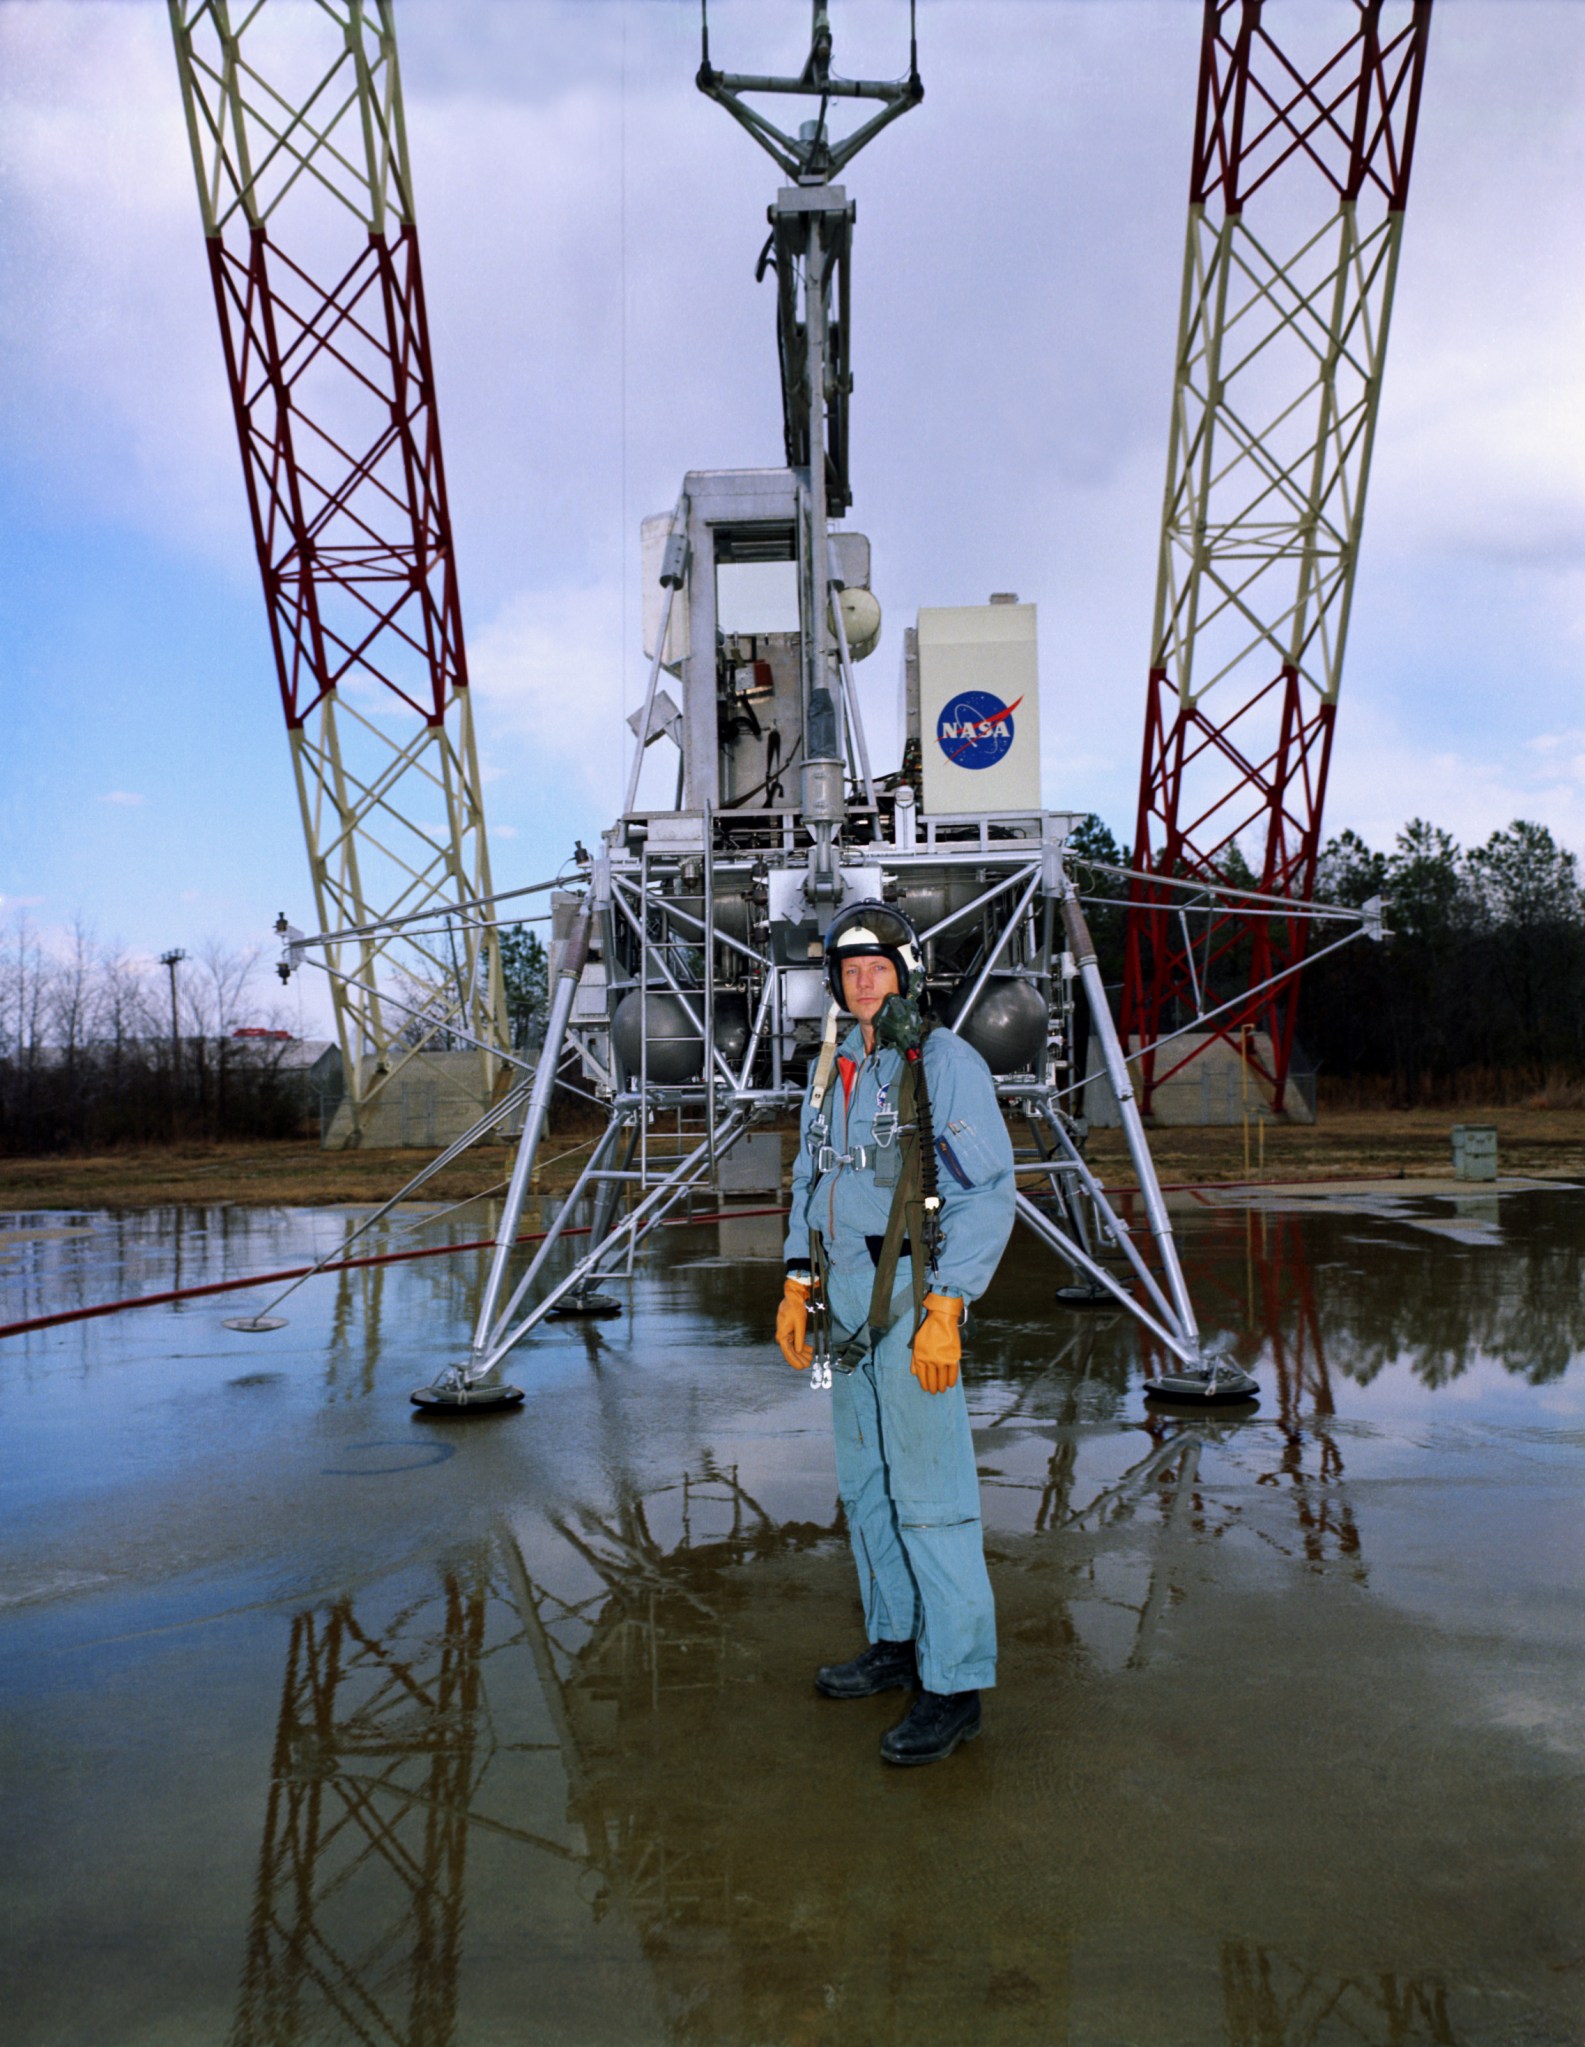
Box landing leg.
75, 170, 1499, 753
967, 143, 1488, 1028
549, 1115, 638, 1319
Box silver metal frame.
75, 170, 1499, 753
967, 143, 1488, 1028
414, 817, 1211, 1399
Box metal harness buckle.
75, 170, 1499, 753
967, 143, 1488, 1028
870, 1108, 900, 1149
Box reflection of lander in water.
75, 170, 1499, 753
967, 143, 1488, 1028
978, 1205, 1364, 1674
1122, 1199, 1363, 1572
515, 1466, 845, 1946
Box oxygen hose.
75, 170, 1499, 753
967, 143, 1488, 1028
872, 993, 944, 1272
905, 1042, 944, 1268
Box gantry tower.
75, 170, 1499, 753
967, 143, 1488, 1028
169, 0, 506, 1145
1122, 0, 1431, 1114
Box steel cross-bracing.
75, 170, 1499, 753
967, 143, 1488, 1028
428, 832, 1230, 1407
169, 0, 506, 1144
1122, 0, 1431, 1115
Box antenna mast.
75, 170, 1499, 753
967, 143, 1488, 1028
698, 1, 922, 899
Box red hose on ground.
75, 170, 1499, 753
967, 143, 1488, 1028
1, 1172, 1386, 1344
0, 1205, 792, 1342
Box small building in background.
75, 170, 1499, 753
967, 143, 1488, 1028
232, 1031, 343, 1136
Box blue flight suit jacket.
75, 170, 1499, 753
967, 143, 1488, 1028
784, 1021, 1017, 1304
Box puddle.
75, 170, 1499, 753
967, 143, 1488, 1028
2, 1188, 1583, 2043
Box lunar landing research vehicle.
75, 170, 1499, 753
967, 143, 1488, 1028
284, 3, 1255, 1410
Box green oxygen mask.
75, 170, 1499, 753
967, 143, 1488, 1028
871, 992, 929, 1056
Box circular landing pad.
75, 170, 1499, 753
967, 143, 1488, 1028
1144, 1364, 1260, 1406
547, 1292, 623, 1320
1143, 1395, 1261, 1424
223, 1315, 288, 1332
1054, 1284, 1114, 1309
410, 1379, 525, 1414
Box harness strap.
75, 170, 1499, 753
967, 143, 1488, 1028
807, 1001, 841, 1116
827, 1056, 929, 1372
865, 1056, 928, 1335
810, 1023, 940, 1373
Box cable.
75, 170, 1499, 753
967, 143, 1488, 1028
0, 1205, 792, 1344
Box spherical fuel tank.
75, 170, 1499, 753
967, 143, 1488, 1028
611, 992, 703, 1085
610, 990, 751, 1085
945, 973, 1048, 1076
832, 586, 882, 661
711, 991, 750, 1070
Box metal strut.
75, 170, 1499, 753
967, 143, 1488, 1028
413, 900, 596, 1408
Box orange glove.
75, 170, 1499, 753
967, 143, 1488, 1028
776, 1276, 813, 1371
911, 1292, 964, 1394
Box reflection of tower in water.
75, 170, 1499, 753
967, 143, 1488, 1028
230, 1559, 546, 2047
229, 1469, 844, 2045
230, 1454, 1458, 2045
1243, 1206, 1361, 1570
1124, 1197, 1362, 1573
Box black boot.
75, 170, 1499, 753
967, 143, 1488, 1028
815, 1639, 917, 1699
880, 1687, 981, 1765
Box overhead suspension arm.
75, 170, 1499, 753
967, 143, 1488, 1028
697, 1, 922, 182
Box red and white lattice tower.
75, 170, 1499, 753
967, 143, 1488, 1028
169, 1, 505, 1143
1122, 0, 1431, 1114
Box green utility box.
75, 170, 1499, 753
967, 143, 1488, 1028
1452, 1123, 1499, 1182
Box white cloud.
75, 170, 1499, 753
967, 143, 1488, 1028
1325, 693, 1585, 857
469, 582, 628, 805
0, 7, 250, 564
1366, 16, 1585, 582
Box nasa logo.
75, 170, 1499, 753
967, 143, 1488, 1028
935, 690, 1024, 771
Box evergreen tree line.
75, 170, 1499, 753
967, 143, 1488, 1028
5, 815, 1578, 1154
1067, 813, 1585, 1105
496, 924, 549, 1052
1303, 817, 1585, 1103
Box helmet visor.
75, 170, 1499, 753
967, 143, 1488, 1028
825, 904, 918, 955
824, 900, 921, 1007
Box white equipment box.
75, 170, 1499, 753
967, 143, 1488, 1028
916, 602, 1041, 815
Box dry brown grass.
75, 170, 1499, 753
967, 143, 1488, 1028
0, 1136, 580, 1212
1087, 1105, 1585, 1186
6, 1104, 1585, 1212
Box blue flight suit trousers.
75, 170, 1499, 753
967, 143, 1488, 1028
825, 1268, 997, 1696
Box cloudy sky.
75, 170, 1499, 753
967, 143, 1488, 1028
2, 0, 1583, 1026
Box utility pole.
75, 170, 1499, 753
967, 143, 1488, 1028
160, 948, 186, 1073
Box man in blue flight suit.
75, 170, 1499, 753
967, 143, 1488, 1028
775, 901, 1016, 1765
